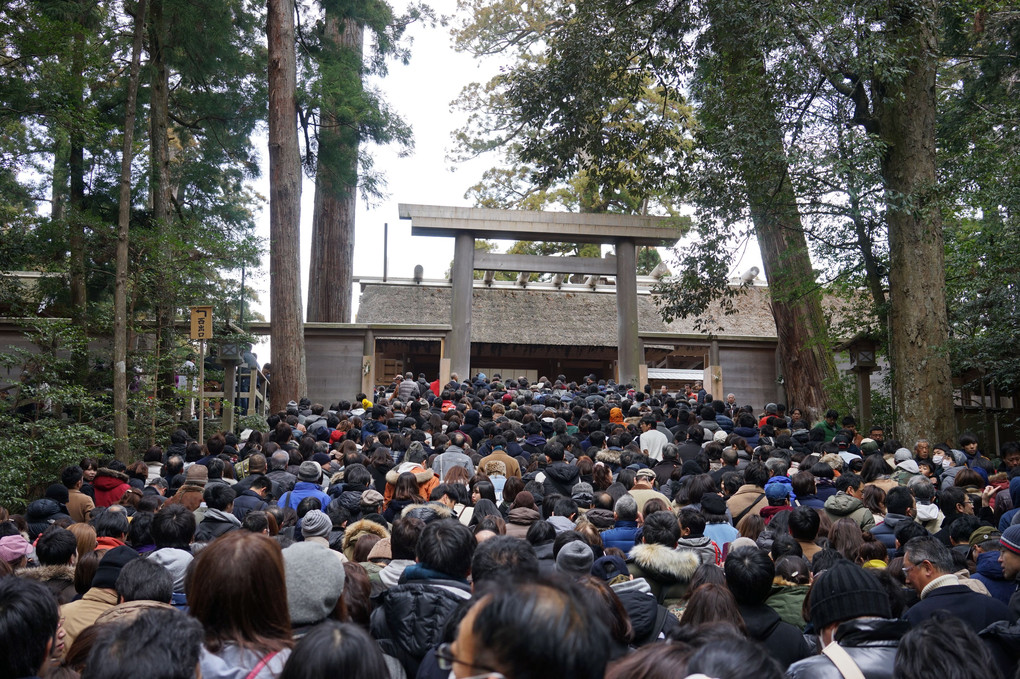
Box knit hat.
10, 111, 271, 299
894, 448, 913, 463
185, 464, 208, 486
298, 461, 321, 483
555, 540, 594, 578
283, 542, 346, 625
896, 459, 920, 475
969, 526, 1000, 547
591, 554, 630, 582
312, 453, 331, 467
92, 546, 140, 589
302, 510, 331, 539
0, 535, 32, 563
367, 537, 392, 562
361, 489, 384, 507
700, 493, 727, 516
999, 525, 1020, 556
859, 438, 880, 454
571, 481, 594, 500
713, 429, 729, 443
809, 561, 890, 629
728, 537, 758, 553
45, 483, 70, 505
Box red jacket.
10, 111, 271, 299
93, 469, 130, 507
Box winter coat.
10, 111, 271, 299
93, 468, 131, 507
602, 520, 641, 553
904, 583, 1013, 633
279, 481, 331, 512
869, 512, 912, 555
60, 587, 119, 658
17, 564, 76, 605
972, 551, 1019, 607
194, 508, 241, 543
787, 618, 909, 679
627, 543, 700, 608
611, 578, 681, 645
66, 487, 95, 523
505, 507, 541, 539
727, 484, 767, 522
479, 450, 522, 478
341, 519, 390, 562
815, 478, 838, 502
766, 580, 809, 629
738, 602, 811, 670
543, 461, 581, 498
534, 541, 556, 576
704, 522, 739, 553
677, 535, 719, 566
25, 499, 69, 540
824, 492, 876, 531
732, 426, 760, 448
231, 489, 268, 522
265, 469, 297, 495
383, 462, 439, 509
370, 573, 471, 677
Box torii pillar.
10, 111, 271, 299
398, 205, 680, 386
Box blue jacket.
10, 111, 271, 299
280, 481, 331, 511
714, 414, 735, 434
601, 520, 640, 553
973, 551, 1020, 607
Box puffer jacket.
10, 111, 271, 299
677, 535, 720, 566
602, 520, 641, 553
370, 576, 471, 677
611, 578, 680, 646
787, 618, 909, 679
739, 603, 812, 670
93, 468, 131, 507
824, 492, 876, 531
766, 580, 809, 629
25, 498, 68, 540
972, 550, 1019, 606
505, 507, 541, 539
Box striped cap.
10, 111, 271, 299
1000, 525, 1020, 556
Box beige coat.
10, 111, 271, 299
60, 587, 118, 658
66, 488, 94, 523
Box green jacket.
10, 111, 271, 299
824, 492, 876, 531
767, 583, 810, 629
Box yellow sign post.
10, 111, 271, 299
190, 306, 213, 442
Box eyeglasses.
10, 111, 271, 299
435, 642, 506, 679
902, 560, 928, 577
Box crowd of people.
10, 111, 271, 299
2, 370, 1020, 679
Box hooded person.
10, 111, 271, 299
383, 441, 439, 509
93, 467, 132, 507
541, 442, 580, 498
824, 474, 877, 531
787, 561, 908, 679
340, 518, 390, 562
282, 541, 346, 638
24, 498, 69, 541
627, 511, 700, 613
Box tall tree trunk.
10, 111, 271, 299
68, 21, 88, 380
268, 0, 307, 409
709, 6, 837, 416
875, 0, 955, 445
148, 0, 175, 401
307, 15, 363, 323
114, 0, 148, 463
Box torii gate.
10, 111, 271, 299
398, 204, 681, 386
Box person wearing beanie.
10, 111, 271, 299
59, 545, 139, 657
299, 510, 345, 566
0, 534, 32, 569
279, 460, 332, 511
999, 524, 1020, 618
701, 493, 739, 554
555, 540, 594, 579
787, 561, 908, 679
282, 542, 346, 637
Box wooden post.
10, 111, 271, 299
198, 340, 206, 443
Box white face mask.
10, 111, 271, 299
932, 454, 944, 466
943, 457, 953, 470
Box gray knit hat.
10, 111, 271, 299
301, 510, 331, 539
282, 542, 345, 625
555, 540, 594, 578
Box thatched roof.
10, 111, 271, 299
356, 281, 784, 346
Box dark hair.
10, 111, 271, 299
894, 615, 1000, 679
834, 473, 863, 493
187, 531, 292, 653
389, 517, 425, 561
151, 504, 197, 549
526, 520, 556, 545
770, 534, 803, 561
938, 486, 968, 516
642, 511, 681, 547
126, 511, 155, 549
74, 549, 105, 594
577, 576, 634, 647
680, 583, 747, 633
683, 628, 784, 679
468, 581, 610, 679
35, 526, 78, 566
882, 486, 913, 516
471, 536, 540, 591
829, 517, 864, 562
62, 465, 84, 488
93, 507, 130, 538
893, 520, 927, 548
0, 578, 59, 678
679, 507, 706, 537
788, 506, 820, 541
201, 484, 236, 511
116, 558, 173, 603
415, 519, 475, 579
279, 621, 389, 679
724, 546, 775, 605
743, 461, 770, 488
82, 607, 204, 679
242, 511, 270, 533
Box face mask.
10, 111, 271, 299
932, 454, 944, 465
943, 457, 953, 470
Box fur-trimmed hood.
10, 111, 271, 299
596, 449, 622, 466
341, 518, 391, 559
17, 564, 74, 584
400, 501, 454, 522
385, 463, 436, 486
628, 543, 699, 584
94, 467, 130, 487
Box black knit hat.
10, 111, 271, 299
92, 546, 139, 590
809, 561, 890, 629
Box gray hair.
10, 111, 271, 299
614, 494, 639, 521
764, 457, 790, 477
903, 536, 954, 574
269, 451, 289, 471
907, 475, 935, 502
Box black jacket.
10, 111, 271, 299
738, 603, 811, 670
231, 489, 268, 522
194, 509, 240, 542
543, 461, 580, 497
787, 618, 908, 679
904, 583, 1013, 632
370, 579, 471, 677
